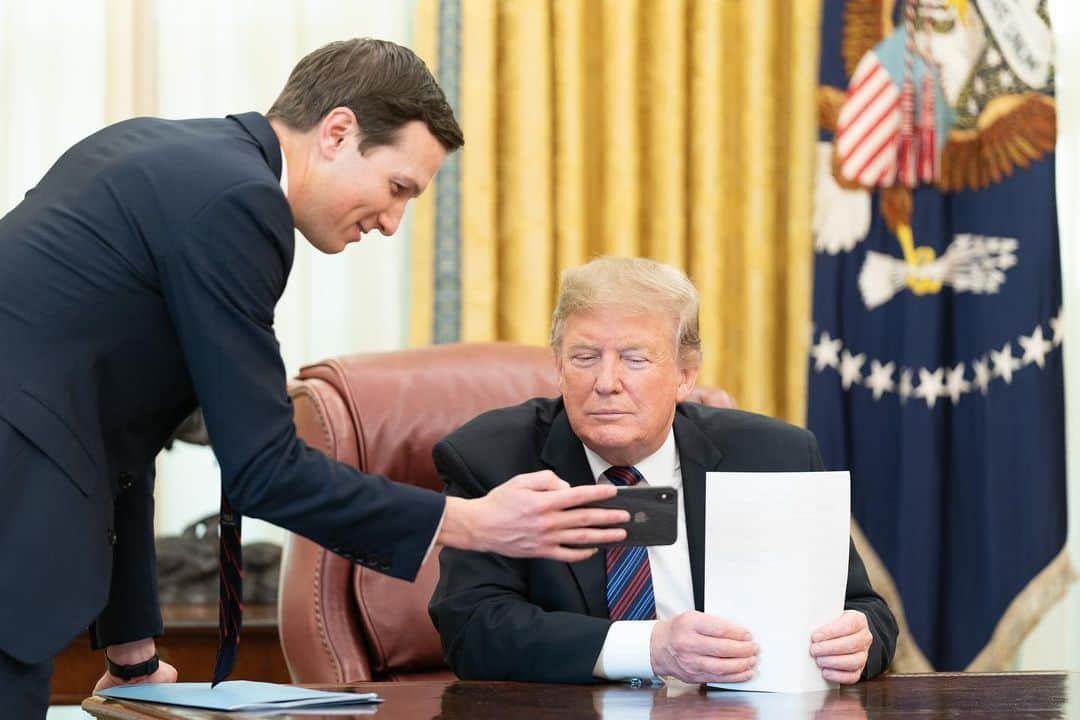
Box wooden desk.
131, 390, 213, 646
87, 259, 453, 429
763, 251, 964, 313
52, 604, 290, 705
82, 672, 1080, 719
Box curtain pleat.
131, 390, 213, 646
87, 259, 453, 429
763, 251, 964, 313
738, 0, 778, 415
600, 0, 639, 258
687, 0, 723, 400
498, 1, 555, 346
461, 0, 498, 341
552, 0, 588, 271
640, 0, 686, 268
408, 0, 440, 347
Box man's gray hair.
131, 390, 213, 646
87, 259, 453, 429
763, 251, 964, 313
550, 256, 702, 369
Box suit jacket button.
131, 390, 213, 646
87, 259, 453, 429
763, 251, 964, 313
107, 530, 118, 545
118, 472, 133, 491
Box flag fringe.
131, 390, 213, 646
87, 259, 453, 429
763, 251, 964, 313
967, 549, 1079, 671
852, 520, 1078, 672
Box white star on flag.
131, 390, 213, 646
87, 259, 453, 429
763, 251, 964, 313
915, 367, 946, 409
865, 359, 896, 400
972, 356, 992, 395
945, 363, 971, 404
839, 349, 866, 389
898, 368, 914, 403
1049, 307, 1064, 347
812, 332, 843, 371
1019, 326, 1053, 369
991, 342, 1022, 384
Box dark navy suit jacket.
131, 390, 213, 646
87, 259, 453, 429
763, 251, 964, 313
0, 113, 444, 663
429, 398, 898, 683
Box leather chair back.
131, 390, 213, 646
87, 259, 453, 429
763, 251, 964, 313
278, 343, 559, 682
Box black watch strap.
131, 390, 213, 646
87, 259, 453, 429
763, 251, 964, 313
105, 652, 159, 680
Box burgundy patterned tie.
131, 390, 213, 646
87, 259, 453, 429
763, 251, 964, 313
212, 490, 243, 686
604, 466, 656, 621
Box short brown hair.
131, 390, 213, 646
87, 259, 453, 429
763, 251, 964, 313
268, 38, 464, 153
551, 257, 702, 369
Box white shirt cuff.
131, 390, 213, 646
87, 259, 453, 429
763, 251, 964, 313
420, 504, 447, 566
592, 620, 658, 680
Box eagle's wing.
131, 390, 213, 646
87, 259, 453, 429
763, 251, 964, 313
938, 93, 1056, 192
818, 85, 846, 134
843, 0, 895, 79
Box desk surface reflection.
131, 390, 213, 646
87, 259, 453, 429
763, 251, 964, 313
82, 672, 1080, 719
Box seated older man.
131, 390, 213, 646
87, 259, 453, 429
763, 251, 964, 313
429, 257, 897, 685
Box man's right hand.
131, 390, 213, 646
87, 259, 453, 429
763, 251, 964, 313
649, 611, 757, 684
440, 470, 629, 562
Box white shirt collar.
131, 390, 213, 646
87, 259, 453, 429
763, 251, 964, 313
279, 148, 288, 198
582, 428, 678, 486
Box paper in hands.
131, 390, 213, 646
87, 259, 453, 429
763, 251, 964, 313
704, 471, 850, 693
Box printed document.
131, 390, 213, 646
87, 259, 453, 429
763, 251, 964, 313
704, 471, 850, 693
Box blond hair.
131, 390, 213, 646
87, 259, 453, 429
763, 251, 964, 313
550, 256, 702, 368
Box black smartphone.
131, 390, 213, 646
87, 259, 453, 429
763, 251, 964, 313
579, 486, 679, 548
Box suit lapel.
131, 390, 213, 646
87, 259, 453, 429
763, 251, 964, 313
673, 407, 725, 612
540, 406, 608, 618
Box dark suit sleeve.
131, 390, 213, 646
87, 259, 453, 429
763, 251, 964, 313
89, 464, 163, 649
428, 440, 613, 682
808, 433, 898, 679
158, 182, 443, 582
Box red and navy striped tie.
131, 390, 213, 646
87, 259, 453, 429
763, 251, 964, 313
212, 490, 243, 686
604, 466, 656, 621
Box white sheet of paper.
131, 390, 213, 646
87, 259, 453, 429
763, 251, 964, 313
704, 471, 850, 694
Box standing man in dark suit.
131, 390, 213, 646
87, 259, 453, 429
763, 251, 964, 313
430, 256, 898, 685
0, 39, 627, 716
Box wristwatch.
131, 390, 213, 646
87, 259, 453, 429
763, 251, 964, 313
105, 652, 160, 680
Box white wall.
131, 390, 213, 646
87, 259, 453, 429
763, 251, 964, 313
0, 1, 110, 212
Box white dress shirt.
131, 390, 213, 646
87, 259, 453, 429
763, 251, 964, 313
280, 148, 288, 196
587, 429, 696, 680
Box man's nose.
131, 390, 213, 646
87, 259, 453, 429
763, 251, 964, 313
377, 199, 408, 236
594, 355, 623, 393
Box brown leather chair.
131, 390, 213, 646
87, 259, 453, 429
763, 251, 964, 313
278, 342, 560, 683
277, 341, 736, 683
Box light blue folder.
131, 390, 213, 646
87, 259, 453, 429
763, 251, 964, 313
97, 681, 382, 712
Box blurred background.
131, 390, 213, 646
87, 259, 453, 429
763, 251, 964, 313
0, 0, 1076, 692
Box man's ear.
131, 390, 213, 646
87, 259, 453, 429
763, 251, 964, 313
317, 107, 359, 160
675, 365, 699, 403
553, 348, 566, 394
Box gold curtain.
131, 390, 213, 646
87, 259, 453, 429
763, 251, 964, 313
412, 0, 821, 423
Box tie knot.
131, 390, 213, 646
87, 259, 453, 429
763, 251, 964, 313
604, 466, 644, 487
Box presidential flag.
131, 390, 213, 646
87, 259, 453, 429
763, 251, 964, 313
809, 0, 1072, 671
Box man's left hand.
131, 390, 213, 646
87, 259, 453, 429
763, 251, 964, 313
93, 659, 178, 693
93, 638, 179, 694
809, 609, 872, 684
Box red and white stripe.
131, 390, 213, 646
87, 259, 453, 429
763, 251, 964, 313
836, 53, 901, 187
897, 0, 919, 187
